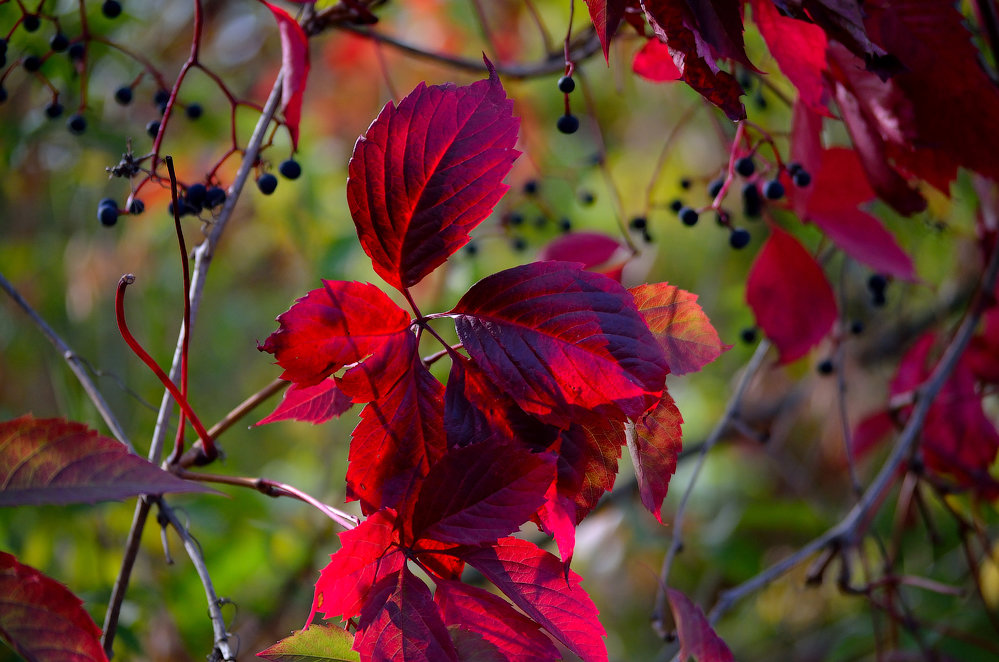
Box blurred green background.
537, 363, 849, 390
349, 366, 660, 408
1, 1, 997, 660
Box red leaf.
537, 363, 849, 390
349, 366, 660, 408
259, 280, 412, 387
628, 392, 683, 522
558, 418, 623, 522
434, 578, 560, 662
537, 231, 631, 282
354, 568, 458, 662
968, 305, 999, 384
666, 588, 734, 662
677, 0, 754, 69
633, 38, 682, 82
750, 0, 830, 115
584, 0, 628, 61
451, 262, 669, 428
257, 379, 353, 425
262, 2, 310, 150
0, 551, 108, 662
851, 410, 896, 459
630, 282, 727, 375
463, 537, 608, 662
0, 415, 215, 506
786, 0, 896, 77
642, 0, 746, 121
345, 333, 447, 514
535, 479, 578, 564
412, 538, 465, 581
412, 442, 554, 545
309, 509, 405, 623
347, 59, 520, 291
745, 227, 837, 363
444, 355, 560, 450
794, 148, 915, 280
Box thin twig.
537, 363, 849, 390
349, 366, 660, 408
206, 378, 288, 441
650, 339, 771, 637
0, 272, 132, 451
707, 233, 999, 624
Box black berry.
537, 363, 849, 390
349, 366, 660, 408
735, 156, 756, 177
145, 120, 160, 138
558, 217, 572, 232
872, 291, 887, 307
185, 103, 202, 120
679, 207, 699, 226
45, 102, 64, 118
129, 199, 145, 214
850, 320, 864, 335
740, 327, 758, 344
787, 162, 802, 175
22, 14, 41, 32
762, 179, 785, 200
278, 159, 302, 180
511, 236, 528, 252
114, 86, 133, 105
793, 170, 812, 187
867, 274, 887, 294
67, 114, 86, 134
557, 75, 575, 93
708, 178, 725, 198
679, 177, 692, 190
256, 173, 278, 195
0, 39, 6, 55
629, 216, 647, 231
0, 87, 7, 104
97, 204, 119, 226
729, 227, 751, 249
465, 241, 479, 256
642, 229, 654, 243
204, 186, 226, 208
98, 197, 117, 209
50, 33, 70, 52
557, 114, 579, 134
669, 199, 684, 213
153, 89, 170, 106
523, 179, 538, 195
102, 0, 123, 19
186, 183, 207, 209
68, 43, 85, 61
742, 183, 762, 217
578, 189, 595, 206
505, 212, 524, 227
23, 55, 43, 72
168, 198, 196, 217
817, 359, 835, 375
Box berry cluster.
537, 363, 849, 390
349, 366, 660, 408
556, 74, 579, 135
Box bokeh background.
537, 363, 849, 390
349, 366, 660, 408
1, 1, 996, 660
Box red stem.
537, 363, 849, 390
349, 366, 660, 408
115, 275, 216, 459
164, 156, 192, 466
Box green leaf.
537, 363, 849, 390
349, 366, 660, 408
257, 625, 359, 662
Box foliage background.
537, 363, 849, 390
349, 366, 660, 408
1, 1, 996, 660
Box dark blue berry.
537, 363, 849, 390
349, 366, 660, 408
867, 274, 887, 294
204, 186, 226, 208
114, 86, 133, 105
153, 89, 170, 106
872, 291, 887, 307
817, 359, 835, 375
23, 55, 42, 72
278, 159, 302, 180
465, 241, 479, 256
679, 177, 692, 190
0, 87, 7, 104
256, 173, 278, 195
793, 170, 812, 187
98, 197, 117, 209
740, 327, 758, 344
742, 183, 762, 217
735, 156, 756, 177
168, 198, 195, 217
557, 75, 575, 93
669, 199, 684, 213
558, 217, 572, 232
729, 227, 751, 249
98, 204, 119, 226
129, 199, 145, 215
0, 39, 6, 55
787, 162, 802, 175
68, 43, 85, 61
708, 178, 725, 199
763, 179, 785, 200
506, 212, 524, 227
186, 183, 207, 209
67, 114, 86, 134
45, 102, 64, 118
102, 0, 123, 19
523, 179, 538, 195
850, 320, 864, 335
511, 236, 528, 252
50, 33, 69, 52
145, 120, 160, 138
185, 103, 202, 120
557, 114, 579, 134
578, 189, 595, 205
22, 14, 41, 32
679, 207, 699, 226
629, 216, 647, 230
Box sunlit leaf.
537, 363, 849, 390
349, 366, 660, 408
257, 624, 359, 662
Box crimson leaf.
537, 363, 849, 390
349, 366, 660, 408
309, 509, 405, 623
584, 0, 628, 61
451, 261, 668, 428
412, 442, 554, 545
633, 38, 682, 82
257, 379, 353, 426
262, 1, 310, 150
434, 578, 560, 662
628, 392, 683, 522
630, 282, 727, 375
259, 280, 411, 387
538, 231, 631, 282
667, 588, 734, 662
463, 537, 608, 662
0, 415, 215, 506
347, 59, 520, 291
745, 227, 837, 363
0, 551, 108, 662
354, 568, 458, 662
